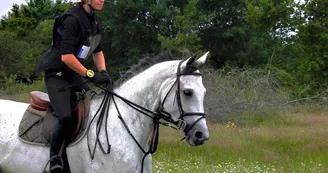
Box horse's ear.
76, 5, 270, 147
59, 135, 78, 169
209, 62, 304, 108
186, 53, 198, 66
182, 51, 209, 73
194, 51, 209, 69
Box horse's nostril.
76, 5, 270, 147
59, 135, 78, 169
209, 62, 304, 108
195, 131, 203, 139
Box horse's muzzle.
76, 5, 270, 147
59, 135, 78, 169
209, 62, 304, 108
186, 130, 209, 146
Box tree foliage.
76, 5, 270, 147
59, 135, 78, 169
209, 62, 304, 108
289, 0, 328, 95
97, 0, 176, 71
158, 0, 202, 55
0, 0, 327, 98
0, 30, 29, 78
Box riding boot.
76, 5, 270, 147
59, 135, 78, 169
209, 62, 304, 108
49, 119, 65, 173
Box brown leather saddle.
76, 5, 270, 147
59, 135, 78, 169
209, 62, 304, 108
19, 90, 93, 146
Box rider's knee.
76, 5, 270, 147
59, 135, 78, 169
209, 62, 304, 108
57, 113, 72, 127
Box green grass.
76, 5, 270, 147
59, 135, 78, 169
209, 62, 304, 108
153, 112, 328, 173
2, 80, 328, 173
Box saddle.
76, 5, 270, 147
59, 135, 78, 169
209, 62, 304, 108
18, 90, 94, 146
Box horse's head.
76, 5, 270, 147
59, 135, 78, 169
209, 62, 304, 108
159, 52, 210, 146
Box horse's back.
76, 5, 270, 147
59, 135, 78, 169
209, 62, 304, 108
0, 100, 27, 139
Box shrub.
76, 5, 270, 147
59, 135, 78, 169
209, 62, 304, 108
203, 66, 290, 123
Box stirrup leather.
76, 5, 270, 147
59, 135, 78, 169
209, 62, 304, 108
42, 155, 64, 173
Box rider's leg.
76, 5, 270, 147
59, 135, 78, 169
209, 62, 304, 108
46, 76, 73, 173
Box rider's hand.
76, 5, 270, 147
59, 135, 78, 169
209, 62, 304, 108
100, 70, 111, 80
100, 70, 113, 89
86, 70, 109, 85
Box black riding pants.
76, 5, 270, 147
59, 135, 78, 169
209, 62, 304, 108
45, 73, 89, 158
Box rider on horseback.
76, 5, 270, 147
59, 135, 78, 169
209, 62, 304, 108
37, 0, 109, 172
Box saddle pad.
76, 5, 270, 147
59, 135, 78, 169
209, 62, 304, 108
18, 110, 49, 145
18, 90, 94, 146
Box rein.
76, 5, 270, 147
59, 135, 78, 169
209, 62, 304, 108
90, 85, 165, 173
87, 89, 112, 159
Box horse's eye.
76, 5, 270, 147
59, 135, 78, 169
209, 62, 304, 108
183, 90, 193, 97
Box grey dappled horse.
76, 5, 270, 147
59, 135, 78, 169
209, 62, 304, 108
0, 52, 210, 173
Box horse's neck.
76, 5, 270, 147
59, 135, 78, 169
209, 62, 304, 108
108, 62, 176, 146
117, 61, 176, 110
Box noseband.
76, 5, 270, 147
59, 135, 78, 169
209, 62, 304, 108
159, 61, 206, 136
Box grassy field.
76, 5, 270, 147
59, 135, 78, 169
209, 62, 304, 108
153, 111, 328, 173
1, 83, 328, 173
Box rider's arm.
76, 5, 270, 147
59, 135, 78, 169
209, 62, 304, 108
62, 54, 88, 77
92, 51, 106, 72
60, 16, 88, 76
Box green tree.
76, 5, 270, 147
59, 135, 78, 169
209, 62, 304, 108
0, 30, 30, 78
98, 0, 175, 71
198, 0, 299, 68
23, 19, 54, 77
0, 0, 68, 81
158, 0, 203, 55
290, 0, 328, 95
243, 0, 301, 66
27, 0, 70, 23
198, 0, 248, 68
0, 4, 35, 37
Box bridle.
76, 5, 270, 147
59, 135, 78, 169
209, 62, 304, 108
87, 59, 206, 173
158, 60, 206, 136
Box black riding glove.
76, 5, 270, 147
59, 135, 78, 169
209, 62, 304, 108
100, 70, 110, 80
100, 70, 113, 88
88, 72, 109, 85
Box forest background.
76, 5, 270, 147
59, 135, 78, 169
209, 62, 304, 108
1, 0, 328, 122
